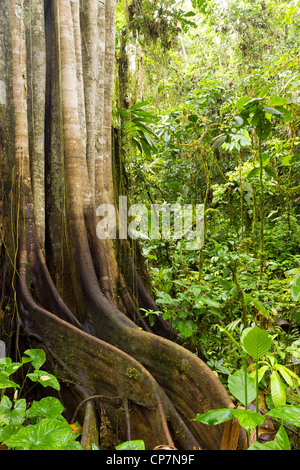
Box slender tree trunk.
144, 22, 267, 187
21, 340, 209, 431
0, 0, 233, 450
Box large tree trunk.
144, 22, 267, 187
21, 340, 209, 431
0, 0, 232, 450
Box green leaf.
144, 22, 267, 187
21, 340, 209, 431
236, 96, 251, 109
211, 134, 226, 149
0, 396, 26, 425
22, 349, 46, 370
276, 364, 299, 388
267, 404, 300, 427
251, 298, 270, 317
262, 106, 284, 118
272, 425, 290, 450
246, 168, 259, 179
177, 320, 197, 338
0, 413, 9, 427
0, 357, 23, 376
183, 11, 196, 17
243, 98, 264, 109
233, 116, 244, 127
228, 370, 256, 407
3, 418, 78, 450
250, 365, 269, 383
281, 155, 293, 166
270, 370, 286, 407
264, 166, 276, 178
268, 96, 288, 107
167, 181, 180, 189
27, 370, 60, 391
274, 106, 292, 122
248, 425, 290, 450
116, 440, 145, 450
241, 325, 271, 361
291, 274, 300, 301
230, 408, 265, 431
196, 297, 220, 309
26, 397, 65, 423
130, 100, 150, 111
250, 111, 261, 128
188, 114, 198, 122
139, 138, 152, 158
217, 278, 235, 292
257, 83, 273, 98
193, 408, 234, 425
0, 372, 19, 390
0, 423, 22, 442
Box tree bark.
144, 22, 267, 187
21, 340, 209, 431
0, 0, 233, 450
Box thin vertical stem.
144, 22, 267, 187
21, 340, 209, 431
258, 126, 264, 280
244, 357, 250, 448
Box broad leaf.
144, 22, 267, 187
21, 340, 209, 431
177, 319, 197, 338
188, 114, 198, 123
243, 98, 264, 109
0, 357, 23, 376
257, 83, 273, 98
268, 96, 288, 107
0, 413, 9, 427
3, 418, 78, 450
241, 325, 271, 361
211, 134, 226, 149
193, 408, 234, 425
249, 365, 269, 383
267, 404, 300, 427
275, 106, 292, 122
0, 396, 26, 425
270, 370, 286, 407
0, 423, 22, 442
291, 274, 300, 301
130, 100, 150, 111
230, 408, 265, 431
22, 349, 46, 370
262, 106, 284, 118
264, 166, 276, 178
246, 167, 259, 179
0, 372, 19, 390
26, 397, 65, 423
116, 440, 145, 450
276, 364, 300, 388
228, 370, 256, 407
233, 116, 244, 127
251, 299, 270, 317
196, 296, 220, 309
236, 96, 251, 109
27, 370, 60, 390
248, 425, 290, 450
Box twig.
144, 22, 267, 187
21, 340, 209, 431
71, 394, 122, 423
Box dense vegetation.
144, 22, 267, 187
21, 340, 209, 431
113, 0, 300, 447
0, 0, 300, 451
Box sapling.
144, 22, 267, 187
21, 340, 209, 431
193, 324, 300, 449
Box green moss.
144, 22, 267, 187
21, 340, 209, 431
126, 367, 139, 380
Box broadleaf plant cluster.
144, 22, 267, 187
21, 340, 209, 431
0, 349, 82, 450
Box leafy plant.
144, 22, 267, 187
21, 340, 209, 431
120, 101, 158, 158
154, 281, 222, 340
0, 349, 82, 450
116, 439, 145, 450
291, 273, 300, 302
193, 324, 300, 449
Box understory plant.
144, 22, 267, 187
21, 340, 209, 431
193, 324, 300, 450
0, 349, 82, 450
